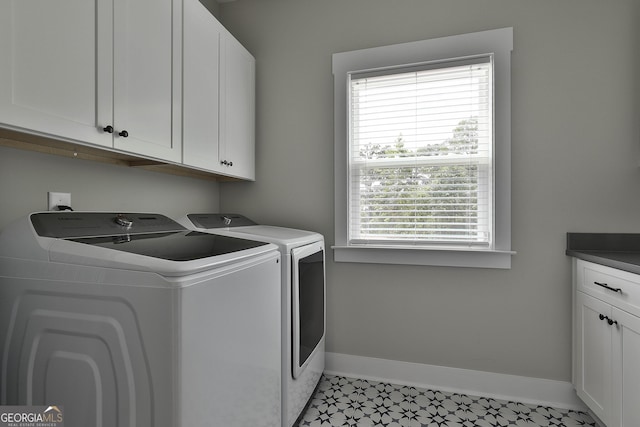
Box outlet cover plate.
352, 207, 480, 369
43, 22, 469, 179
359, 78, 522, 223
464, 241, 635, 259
48, 192, 71, 211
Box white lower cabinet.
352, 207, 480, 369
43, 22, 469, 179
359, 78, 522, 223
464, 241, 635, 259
573, 259, 640, 427
575, 291, 613, 423
611, 307, 640, 427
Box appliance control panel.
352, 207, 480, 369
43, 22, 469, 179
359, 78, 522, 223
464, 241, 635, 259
187, 213, 257, 229
31, 212, 186, 239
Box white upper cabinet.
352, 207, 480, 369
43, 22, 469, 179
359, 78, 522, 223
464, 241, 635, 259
0, 0, 182, 163
182, 0, 255, 180
0, 0, 255, 179
219, 31, 255, 180
111, 0, 182, 162
182, 0, 222, 171
0, 0, 112, 147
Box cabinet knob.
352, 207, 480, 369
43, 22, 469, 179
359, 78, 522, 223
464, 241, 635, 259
118, 130, 129, 138
103, 125, 114, 134
599, 313, 619, 327
220, 160, 233, 167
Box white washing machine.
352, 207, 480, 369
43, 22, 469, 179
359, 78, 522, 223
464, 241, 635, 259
179, 214, 325, 427
0, 212, 281, 427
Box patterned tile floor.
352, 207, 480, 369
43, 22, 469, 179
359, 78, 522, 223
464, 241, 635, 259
296, 374, 597, 427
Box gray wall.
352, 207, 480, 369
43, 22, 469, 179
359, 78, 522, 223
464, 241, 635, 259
0, 146, 220, 228
219, 0, 640, 382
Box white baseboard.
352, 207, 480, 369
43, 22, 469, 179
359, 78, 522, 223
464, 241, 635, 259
325, 352, 587, 411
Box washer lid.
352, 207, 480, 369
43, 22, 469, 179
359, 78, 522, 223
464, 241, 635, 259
182, 213, 324, 252
67, 231, 268, 261
229, 225, 321, 244
26, 212, 274, 275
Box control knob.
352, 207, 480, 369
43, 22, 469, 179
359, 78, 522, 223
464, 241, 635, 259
115, 214, 133, 228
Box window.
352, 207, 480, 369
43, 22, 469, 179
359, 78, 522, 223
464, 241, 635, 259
332, 28, 514, 268
350, 58, 493, 246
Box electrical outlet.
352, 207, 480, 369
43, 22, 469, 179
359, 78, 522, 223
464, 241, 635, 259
48, 192, 71, 211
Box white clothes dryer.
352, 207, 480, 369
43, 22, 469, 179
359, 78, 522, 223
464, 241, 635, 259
0, 212, 281, 427
180, 214, 325, 427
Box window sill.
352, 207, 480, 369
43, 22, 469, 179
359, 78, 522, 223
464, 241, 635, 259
332, 245, 515, 269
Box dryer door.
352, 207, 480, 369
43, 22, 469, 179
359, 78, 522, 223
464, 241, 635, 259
291, 241, 325, 379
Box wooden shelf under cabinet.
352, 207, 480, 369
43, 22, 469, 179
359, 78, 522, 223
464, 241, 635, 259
0, 128, 243, 182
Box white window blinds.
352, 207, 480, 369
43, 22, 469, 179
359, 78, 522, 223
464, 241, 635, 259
348, 56, 493, 247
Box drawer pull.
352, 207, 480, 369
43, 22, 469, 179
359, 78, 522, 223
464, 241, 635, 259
594, 281, 622, 293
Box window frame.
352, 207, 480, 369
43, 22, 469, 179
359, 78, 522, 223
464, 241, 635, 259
332, 28, 514, 269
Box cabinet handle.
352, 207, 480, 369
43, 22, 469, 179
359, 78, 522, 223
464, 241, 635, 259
594, 281, 622, 293
118, 130, 129, 138
599, 313, 619, 327
103, 125, 114, 134
220, 160, 233, 167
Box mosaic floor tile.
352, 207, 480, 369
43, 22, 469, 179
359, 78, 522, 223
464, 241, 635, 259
296, 375, 597, 427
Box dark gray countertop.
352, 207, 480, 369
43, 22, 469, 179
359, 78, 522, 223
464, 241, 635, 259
566, 233, 640, 275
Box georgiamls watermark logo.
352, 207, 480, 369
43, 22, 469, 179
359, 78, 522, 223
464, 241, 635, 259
0, 405, 64, 427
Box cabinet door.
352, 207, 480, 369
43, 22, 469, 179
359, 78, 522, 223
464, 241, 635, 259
112, 0, 182, 162
575, 291, 612, 424
612, 308, 640, 427
182, 0, 223, 172
219, 31, 256, 180
0, 0, 113, 147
